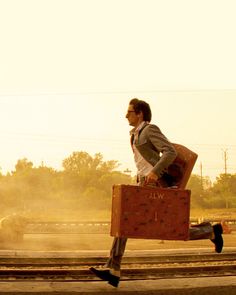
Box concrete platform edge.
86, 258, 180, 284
0, 276, 236, 295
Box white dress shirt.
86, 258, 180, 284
130, 121, 153, 177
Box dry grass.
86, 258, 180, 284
190, 208, 236, 220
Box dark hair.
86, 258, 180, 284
129, 98, 152, 122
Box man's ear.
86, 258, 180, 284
137, 111, 144, 120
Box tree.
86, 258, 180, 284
0, 151, 132, 218
209, 174, 236, 208
62, 151, 120, 190
62, 152, 118, 174
187, 174, 208, 208
14, 158, 33, 173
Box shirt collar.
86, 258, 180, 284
130, 121, 149, 136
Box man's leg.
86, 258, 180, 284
90, 237, 127, 287
189, 222, 213, 239
106, 237, 128, 271
189, 222, 223, 253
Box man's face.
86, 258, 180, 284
125, 104, 141, 127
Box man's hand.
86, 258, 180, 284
144, 171, 158, 185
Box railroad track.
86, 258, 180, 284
0, 252, 235, 281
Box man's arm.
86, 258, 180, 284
147, 124, 177, 178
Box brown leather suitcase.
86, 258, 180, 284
110, 184, 190, 240
158, 144, 198, 189
172, 143, 198, 189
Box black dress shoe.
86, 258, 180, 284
211, 223, 223, 253
108, 275, 120, 288
89, 267, 120, 287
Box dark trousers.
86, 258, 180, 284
106, 222, 213, 271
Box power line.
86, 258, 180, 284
1, 132, 236, 148
0, 89, 236, 97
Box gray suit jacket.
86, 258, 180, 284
133, 123, 177, 178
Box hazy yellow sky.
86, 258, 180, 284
0, 0, 236, 181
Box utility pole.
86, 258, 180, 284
222, 149, 229, 209
200, 162, 203, 190
222, 149, 228, 174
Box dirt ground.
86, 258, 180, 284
1, 232, 235, 251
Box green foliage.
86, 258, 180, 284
207, 174, 236, 209
187, 174, 205, 209
1, 152, 236, 220
0, 152, 132, 218
187, 173, 236, 209
14, 158, 33, 173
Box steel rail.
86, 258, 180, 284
0, 253, 235, 281
0, 265, 235, 281
0, 252, 235, 266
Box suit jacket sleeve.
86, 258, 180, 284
147, 124, 177, 177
